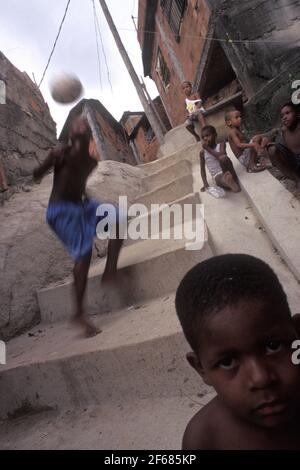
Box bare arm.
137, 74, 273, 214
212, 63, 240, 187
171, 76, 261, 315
33, 145, 65, 182
230, 129, 254, 150
191, 92, 202, 109
200, 151, 209, 191
202, 141, 226, 161
33, 151, 55, 182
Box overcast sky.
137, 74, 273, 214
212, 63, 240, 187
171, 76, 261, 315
0, 0, 158, 135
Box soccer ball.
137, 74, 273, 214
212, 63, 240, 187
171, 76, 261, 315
50, 73, 83, 104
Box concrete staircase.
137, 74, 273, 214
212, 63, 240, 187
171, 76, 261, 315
1, 124, 300, 450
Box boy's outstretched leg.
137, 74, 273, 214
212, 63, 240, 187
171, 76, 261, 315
101, 237, 124, 284
72, 250, 101, 337
101, 235, 126, 312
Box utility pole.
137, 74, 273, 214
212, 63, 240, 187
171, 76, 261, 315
98, 0, 165, 145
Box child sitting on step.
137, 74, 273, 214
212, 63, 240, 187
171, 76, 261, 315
226, 109, 269, 173
200, 125, 240, 193
182, 81, 206, 142
176, 254, 300, 450
267, 102, 300, 196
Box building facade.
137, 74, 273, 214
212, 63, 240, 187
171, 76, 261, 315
59, 99, 137, 166
138, 0, 300, 137
60, 97, 171, 165
121, 97, 172, 163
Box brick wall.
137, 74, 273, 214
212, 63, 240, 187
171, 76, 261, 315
0, 51, 56, 197
95, 112, 135, 165
139, 0, 211, 127
134, 125, 159, 163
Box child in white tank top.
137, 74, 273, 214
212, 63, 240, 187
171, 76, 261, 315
200, 125, 241, 194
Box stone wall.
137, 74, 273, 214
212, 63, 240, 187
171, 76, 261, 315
205, 0, 300, 134
208, 0, 300, 88
0, 52, 57, 200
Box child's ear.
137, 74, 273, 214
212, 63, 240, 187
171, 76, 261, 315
186, 352, 212, 386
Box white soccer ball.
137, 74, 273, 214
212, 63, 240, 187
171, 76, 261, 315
50, 73, 83, 104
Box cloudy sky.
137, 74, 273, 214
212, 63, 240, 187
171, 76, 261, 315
0, 0, 158, 135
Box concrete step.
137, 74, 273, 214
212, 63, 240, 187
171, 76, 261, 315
140, 142, 201, 175
137, 174, 194, 209
124, 192, 202, 248
142, 159, 192, 191
227, 144, 300, 283
0, 295, 213, 423
37, 227, 212, 324
158, 124, 200, 157
0, 392, 215, 450
190, 157, 300, 313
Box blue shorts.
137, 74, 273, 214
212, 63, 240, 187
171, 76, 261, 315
46, 199, 122, 262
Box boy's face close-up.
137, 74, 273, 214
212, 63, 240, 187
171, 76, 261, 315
201, 130, 216, 147
195, 300, 300, 429
281, 106, 298, 129
227, 111, 242, 128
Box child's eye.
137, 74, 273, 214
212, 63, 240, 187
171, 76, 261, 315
218, 357, 236, 370
265, 340, 283, 355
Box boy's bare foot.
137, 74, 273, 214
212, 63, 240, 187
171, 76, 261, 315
247, 164, 267, 173
223, 172, 241, 193
71, 315, 102, 338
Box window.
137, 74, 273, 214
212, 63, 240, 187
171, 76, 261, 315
156, 48, 171, 90
160, 0, 187, 42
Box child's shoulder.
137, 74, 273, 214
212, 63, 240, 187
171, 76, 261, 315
182, 397, 222, 450
228, 127, 239, 135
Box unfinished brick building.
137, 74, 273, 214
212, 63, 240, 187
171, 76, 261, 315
138, 0, 300, 137
121, 97, 172, 163
59, 99, 137, 165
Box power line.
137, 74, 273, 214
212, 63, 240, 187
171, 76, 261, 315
116, 26, 300, 45
38, 0, 72, 88
92, 0, 103, 91
131, 0, 136, 16
93, 0, 113, 93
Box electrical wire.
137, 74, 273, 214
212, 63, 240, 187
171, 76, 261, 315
93, 0, 113, 93
116, 26, 300, 45
92, 0, 103, 91
38, 0, 72, 88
